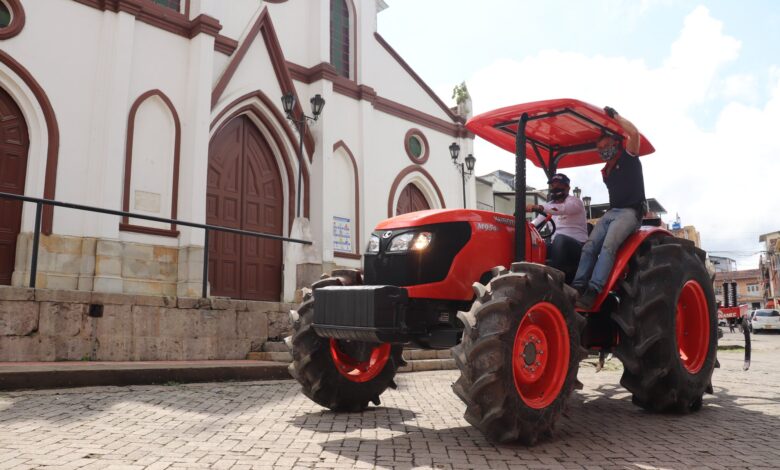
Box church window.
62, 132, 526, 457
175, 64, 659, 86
152, 0, 181, 12
0, 2, 11, 28
330, 0, 351, 78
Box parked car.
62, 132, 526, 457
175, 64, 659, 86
751, 309, 780, 333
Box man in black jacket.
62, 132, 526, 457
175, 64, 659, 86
573, 106, 646, 309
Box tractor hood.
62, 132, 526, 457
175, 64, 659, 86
466, 98, 655, 170
375, 209, 509, 230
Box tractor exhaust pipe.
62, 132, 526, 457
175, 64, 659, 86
514, 113, 529, 263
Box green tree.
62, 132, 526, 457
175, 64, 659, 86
452, 81, 471, 105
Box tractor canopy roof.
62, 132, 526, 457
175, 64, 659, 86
466, 98, 655, 172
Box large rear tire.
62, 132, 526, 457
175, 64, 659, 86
288, 269, 404, 411
613, 236, 718, 412
452, 263, 586, 445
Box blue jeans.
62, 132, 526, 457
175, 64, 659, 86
572, 208, 640, 292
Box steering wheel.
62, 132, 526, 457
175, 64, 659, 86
533, 210, 556, 239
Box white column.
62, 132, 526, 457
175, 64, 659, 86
178, 32, 215, 246
83, 10, 136, 239
85, 10, 136, 293
175, 20, 215, 298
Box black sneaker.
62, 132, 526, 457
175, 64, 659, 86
575, 287, 598, 310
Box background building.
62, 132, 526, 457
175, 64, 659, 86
475, 170, 548, 219
714, 269, 764, 309
709, 256, 737, 273
586, 198, 667, 225
667, 214, 702, 248
0, 0, 474, 302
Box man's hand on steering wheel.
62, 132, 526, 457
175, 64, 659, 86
531, 206, 557, 239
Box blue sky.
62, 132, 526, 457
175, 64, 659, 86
378, 0, 780, 269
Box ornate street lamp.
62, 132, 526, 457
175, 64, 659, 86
573, 186, 582, 199
451, 142, 476, 209
449, 142, 460, 161
583, 195, 592, 219
281, 92, 325, 217
465, 154, 476, 173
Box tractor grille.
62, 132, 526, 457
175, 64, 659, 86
363, 222, 471, 287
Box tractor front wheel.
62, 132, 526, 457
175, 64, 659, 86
452, 263, 586, 445
287, 270, 404, 411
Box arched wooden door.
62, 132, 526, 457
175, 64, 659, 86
207, 115, 283, 301
396, 183, 430, 215
0, 87, 29, 285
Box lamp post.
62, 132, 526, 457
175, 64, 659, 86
281, 92, 325, 217
450, 143, 476, 209
573, 186, 582, 200
583, 195, 592, 219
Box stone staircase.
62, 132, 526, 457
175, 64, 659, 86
246, 341, 292, 362
248, 342, 457, 373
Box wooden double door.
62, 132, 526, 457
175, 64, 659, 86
207, 116, 283, 301
0, 87, 29, 285
396, 183, 430, 215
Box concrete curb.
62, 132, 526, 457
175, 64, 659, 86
0, 361, 291, 391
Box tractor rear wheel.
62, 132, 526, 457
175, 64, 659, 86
452, 263, 586, 445
613, 236, 718, 412
287, 269, 404, 411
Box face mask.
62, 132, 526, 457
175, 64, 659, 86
549, 188, 566, 201
599, 145, 618, 161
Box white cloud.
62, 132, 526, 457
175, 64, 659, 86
719, 74, 758, 102
452, 6, 778, 269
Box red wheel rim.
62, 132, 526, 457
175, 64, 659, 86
676, 280, 710, 374
329, 339, 391, 383
512, 302, 570, 409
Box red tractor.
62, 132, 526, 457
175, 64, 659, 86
287, 99, 719, 444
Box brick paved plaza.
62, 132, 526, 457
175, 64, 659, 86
0, 331, 778, 470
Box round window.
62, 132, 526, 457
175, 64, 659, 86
404, 129, 429, 164
408, 136, 423, 158
0, 0, 24, 39
0, 3, 10, 28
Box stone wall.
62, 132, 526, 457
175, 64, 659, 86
0, 286, 294, 362
12, 233, 205, 298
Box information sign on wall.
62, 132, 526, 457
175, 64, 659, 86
332, 216, 353, 253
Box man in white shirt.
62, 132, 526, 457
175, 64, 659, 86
528, 173, 588, 284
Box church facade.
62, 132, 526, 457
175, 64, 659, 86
0, 0, 474, 302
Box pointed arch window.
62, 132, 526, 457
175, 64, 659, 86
330, 0, 352, 78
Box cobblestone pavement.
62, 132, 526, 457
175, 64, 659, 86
0, 331, 778, 470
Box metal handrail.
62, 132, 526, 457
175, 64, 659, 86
0, 191, 312, 298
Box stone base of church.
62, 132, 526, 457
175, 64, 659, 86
11, 233, 193, 297
0, 285, 295, 362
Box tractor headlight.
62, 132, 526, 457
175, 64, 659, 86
412, 232, 433, 251
367, 235, 380, 253
388, 232, 433, 252
388, 233, 415, 252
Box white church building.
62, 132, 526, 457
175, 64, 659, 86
0, 0, 475, 302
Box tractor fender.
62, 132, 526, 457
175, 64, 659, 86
589, 226, 672, 312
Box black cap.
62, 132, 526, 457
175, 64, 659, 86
547, 173, 570, 185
